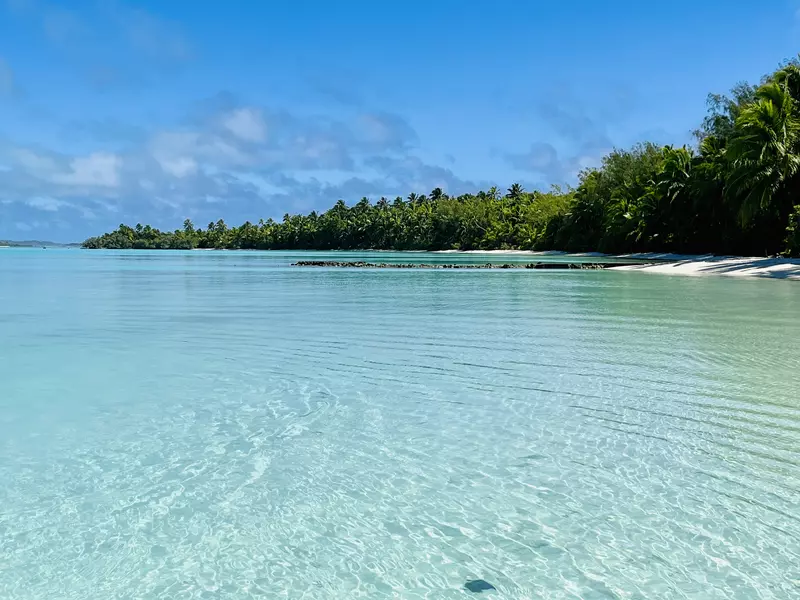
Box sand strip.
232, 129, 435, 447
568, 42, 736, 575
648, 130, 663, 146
610, 255, 800, 281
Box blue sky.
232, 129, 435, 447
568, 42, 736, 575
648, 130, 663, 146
1, 0, 799, 241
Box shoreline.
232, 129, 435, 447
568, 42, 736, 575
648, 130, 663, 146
292, 260, 642, 270
72, 246, 800, 280
609, 254, 800, 281
438, 250, 800, 280
293, 251, 800, 281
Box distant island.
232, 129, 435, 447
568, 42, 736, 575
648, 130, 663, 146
1, 240, 80, 248
84, 59, 800, 258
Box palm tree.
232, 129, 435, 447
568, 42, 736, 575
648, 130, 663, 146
657, 147, 694, 205
773, 60, 800, 101
727, 81, 800, 223
506, 183, 524, 199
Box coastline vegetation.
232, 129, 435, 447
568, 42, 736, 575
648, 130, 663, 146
84, 59, 800, 257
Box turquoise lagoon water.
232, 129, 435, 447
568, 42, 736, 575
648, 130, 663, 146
0, 249, 798, 599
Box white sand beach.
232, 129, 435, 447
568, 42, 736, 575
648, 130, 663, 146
435, 249, 800, 280
610, 254, 800, 280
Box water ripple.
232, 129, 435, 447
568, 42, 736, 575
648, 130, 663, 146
0, 250, 799, 599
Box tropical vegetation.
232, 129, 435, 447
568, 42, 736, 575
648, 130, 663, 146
84, 59, 800, 257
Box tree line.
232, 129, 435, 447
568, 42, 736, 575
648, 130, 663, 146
84, 59, 800, 257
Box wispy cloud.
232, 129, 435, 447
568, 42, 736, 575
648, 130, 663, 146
501, 84, 620, 185
51, 153, 122, 188
0, 3, 489, 239
25, 196, 72, 212
0, 99, 483, 237
221, 108, 268, 143
504, 143, 604, 184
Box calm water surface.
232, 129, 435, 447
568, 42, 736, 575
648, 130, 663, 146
1, 249, 799, 599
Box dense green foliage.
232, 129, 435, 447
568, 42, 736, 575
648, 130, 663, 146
85, 59, 800, 257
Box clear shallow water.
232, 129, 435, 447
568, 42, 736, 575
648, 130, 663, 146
1, 249, 799, 599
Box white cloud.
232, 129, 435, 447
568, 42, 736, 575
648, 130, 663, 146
159, 156, 198, 178
504, 142, 609, 185
149, 130, 197, 154
204, 137, 253, 165
0, 99, 485, 240
299, 137, 338, 160
51, 153, 122, 187
222, 108, 267, 143
357, 113, 417, 149
12, 149, 60, 175
149, 128, 255, 176
148, 132, 200, 177
25, 196, 71, 211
